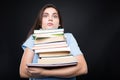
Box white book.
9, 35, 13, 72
32, 41, 68, 49
34, 47, 70, 53
34, 28, 64, 34
32, 43, 68, 50
33, 32, 64, 38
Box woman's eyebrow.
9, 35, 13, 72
43, 13, 48, 15
53, 12, 57, 14
43, 12, 58, 15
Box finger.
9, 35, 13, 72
27, 67, 35, 71
28, 71, 38, 77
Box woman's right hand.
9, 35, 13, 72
26, 66, 45, 78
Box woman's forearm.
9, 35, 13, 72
19, 48, 34, 78
42, 55, 88, 78
45, 64, 81, 78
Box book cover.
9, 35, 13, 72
27, 62, 77, 68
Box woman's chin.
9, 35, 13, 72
46, 27, 58, 30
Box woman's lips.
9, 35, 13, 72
47, 23, 53, 26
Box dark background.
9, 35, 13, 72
0, 0, 120, 80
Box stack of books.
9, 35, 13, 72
27, 28, 78, 67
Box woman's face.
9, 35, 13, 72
41, 7, 60, 29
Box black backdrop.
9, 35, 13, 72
0, 0, 120, 80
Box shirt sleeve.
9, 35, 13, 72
65, 33, 83, 56
21, 35, 34, 50
21, 35, 39, 63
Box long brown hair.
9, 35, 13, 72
26, 4, 63, 39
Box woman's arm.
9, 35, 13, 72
28, 54, 88, 78
48, 54, 88, 78
19, 48, 35, 78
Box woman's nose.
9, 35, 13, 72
48, 16, 53, 21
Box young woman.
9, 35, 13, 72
20, 4, 88, 80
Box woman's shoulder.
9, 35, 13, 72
24, 34, 34, 43
27, 34, 34, 40
64, 32, 73, 35
64, 32, 73, 37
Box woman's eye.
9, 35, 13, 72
53, 15, 58, 18
43, 15, 48, 17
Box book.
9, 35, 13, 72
38, 55, 78, 65
34, 36, 66, 44
26, 55, 78, 67
34, 46, 70, 53
33, 41, 67, 46
32, 41, 68, 50
39, 52, 71, 57
34, 28, 64, 34
33, 32, 64, 39
27, 62, 77, 68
